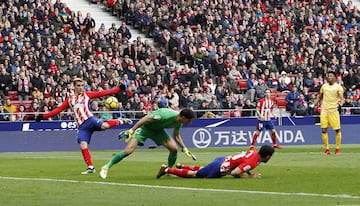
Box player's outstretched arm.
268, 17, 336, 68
231, 168, 261, 178
173, 130, 197, 160
39, 100, 70, 120
86, 87, 121, 99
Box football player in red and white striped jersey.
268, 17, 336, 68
156, 145, 274, 179
37, 78, 132, 174
250, 89, 282, 150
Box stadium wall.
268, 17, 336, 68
0, 117, 359, 152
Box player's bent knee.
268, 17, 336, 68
101, 123, 110, 130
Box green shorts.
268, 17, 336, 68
133, 126, 170, 146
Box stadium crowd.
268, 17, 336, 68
0, 0, 360, 122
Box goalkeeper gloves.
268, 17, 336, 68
118, 128, 135, 142
126, 128, 134, 142
182, 147, 197, 160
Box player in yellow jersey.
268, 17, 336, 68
314, 71, 344, 155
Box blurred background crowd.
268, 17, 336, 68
0, 0, 360, 121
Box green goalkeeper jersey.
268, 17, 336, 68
142, 108, 182, 131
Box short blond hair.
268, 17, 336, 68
73, 78, 83, 83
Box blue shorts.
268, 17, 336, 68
77, 117, 104, 144
196, 157, 225, 178
256, 120, 274, 131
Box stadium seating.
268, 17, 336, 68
276, 98, 287, 109
238, 79, 248, 93
8, 91, 18, 101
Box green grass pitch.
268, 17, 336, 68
0, 145, 359, 206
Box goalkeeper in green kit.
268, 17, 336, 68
100, 108, 197, 179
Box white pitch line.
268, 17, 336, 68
0, 176, 359, 199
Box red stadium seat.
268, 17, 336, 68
8, 91, 18, 100
223, 111, 231, 118
276, 92, 288, 98
11, 100, 21, 108
269, 88, 278, 94
276, 98, 287, 109
238, 79, 248, 93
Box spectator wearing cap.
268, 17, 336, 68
279, 71, 291, 85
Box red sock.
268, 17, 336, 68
182, 165, 201, 171
81, 148, 93, 167
251, 133, 259, 146
271, 132, 277, 144
167, 168, 190, 177
106, 119, 121, 128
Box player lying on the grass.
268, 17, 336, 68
36, 78, 133, 174
100, 108, 197, 179
157, 145, 274, 178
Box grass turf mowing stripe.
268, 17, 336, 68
1, 176, 359, 199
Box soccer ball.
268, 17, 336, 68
105, 96, 118, 110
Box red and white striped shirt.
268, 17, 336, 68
43, 87, 120, 126
68, 92, 93, 125
220, 150, 260, 174
256, 98, 274, 121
